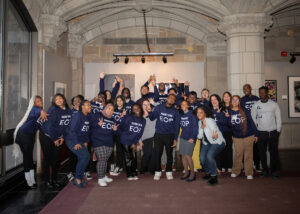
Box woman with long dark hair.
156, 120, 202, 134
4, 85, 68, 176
209, 94, 232, 173
120, 103, 146, 180
13, 96, 47, 188
39, 93, 72, 189
65, 100, 91, 188
197, 106, 225, 185
230, 95, 258, 180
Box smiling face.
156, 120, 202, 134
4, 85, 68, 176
98, 94, 105, 104
116, 97, 124, 109
141, 86, 149, 96
223, 93, 231, 105
55, 95, 64, 107
197, 108, 205, 121
106, 105, 114, 117
243, 84, 252, 96
180, 100, 189, 112
142, 100, 151, 113
122, 88, 130, 99
166, 94, 176, 106
211, 96, 219, 109
231, 96, 240, 108
132, 104, 142, 117
201, 90, 209, 99
34, 97, 43, 108
106, 91, 112, 100
82, 101, 92, 114
188, 94, 197, 104
159, 83, 165, 92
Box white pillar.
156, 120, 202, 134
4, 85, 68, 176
219, 13, 272, 96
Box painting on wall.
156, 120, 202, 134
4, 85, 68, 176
53, 82, 67, 97
288, 76, 300, 118
265, 80, 277, 102
104, 74, 135, 100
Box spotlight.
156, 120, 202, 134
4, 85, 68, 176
125, 56, 129, 64
141, 56, 145, 63
113, 57, 119, 63
162, 56, 167, 63
290, 54, 296, 64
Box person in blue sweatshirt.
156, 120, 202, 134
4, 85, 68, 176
121, 87, 135, 113
67, 94, 84, 182
120, 103, 146, 180
14, 96, 47, 188
99, 71, 120, 104
178, 100, 198, 182
149, 94, 180, 181
39, 93, 72, 189
136, 77, 155, 104
241, 83, 261, 172
154, 82, 168, 104
109, 95, 127, 176
229, 95, 258, 180
197, 106, 226, 186
65, 100, 91, 188
184, 83, 209, 110
210, 94, 232, 173
90, 103, 118, 187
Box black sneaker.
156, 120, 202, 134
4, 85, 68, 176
260, 171, 269, 178
202, 174, 211, 180
46, 181, 54, 189
208, 176, 218, 185
271, 172, 280, 179
52, 181, 61, 188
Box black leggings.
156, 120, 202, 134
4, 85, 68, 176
140, 137, 156, 173
39, 132, 62, 182
121, 144, 137, 177
17, 130, 35, 172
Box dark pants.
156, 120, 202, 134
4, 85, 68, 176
16, 130, 35, 172
253, 142, 261, 170
108, 135, 124, 169
258, 130, 279, 173
67, 143, 90, 180
216, 131, 233, 169
68, 148, 77, 174
154, 133, 174, 172
200, 142, 225, 176
121, 144, 137, 177
39, 132, 62, 182
140, 137, 156, 173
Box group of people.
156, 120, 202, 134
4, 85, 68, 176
13, 72, 282, 189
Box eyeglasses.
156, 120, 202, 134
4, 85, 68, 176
232, 99, 239, 102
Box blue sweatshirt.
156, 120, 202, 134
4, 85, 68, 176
90, 101, 104, 114
154, 86, 168, 104
120, 115, 146, 145
229, 109, 258, 138
90, 112, 116, 147
212, 108, 231, 133
180, 110, 198, 142
149, 103, 180, 139
241, 95, 259, 112
113, 108, 125, 135
41, 106, 72, 141
65, 111, 90, 148
19, 106, 42, 135
136, 81, 155, 104
125, 100, 135, 113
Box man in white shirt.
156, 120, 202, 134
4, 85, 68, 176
251, 86, 282, 178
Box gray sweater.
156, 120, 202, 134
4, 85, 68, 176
141, 117, 156, 141
251, 99, 282, 132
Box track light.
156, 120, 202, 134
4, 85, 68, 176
162, 56, 167, 63
124, 56, 129, 64
113, 57, 119, 63
141, 56, 145, 63
290, 54, 296, 64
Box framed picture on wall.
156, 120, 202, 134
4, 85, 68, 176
288, 76, 300, 118
54, 82, 67, 97
265, 80, 277, 102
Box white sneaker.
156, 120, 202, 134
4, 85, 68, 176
222, 168, 226, 172
231, 173, 237, 178
67, 172, 74, 182
166, 172, 173, 180
228, 168, 232, 172
98, 178, 107, 187
110, 164, 115, 172
104, 176, 113, 183
132, 176, 139, 180
85, 171, 93, 181
128, 176, 134, 181
247, 175, 253, 180
110, 167, 121, 176
153, 171, 161, 181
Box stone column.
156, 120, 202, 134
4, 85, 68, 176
68, 33, 84, 96
219, 13, 272, 96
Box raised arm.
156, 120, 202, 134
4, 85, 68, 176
99, 71, 105, 93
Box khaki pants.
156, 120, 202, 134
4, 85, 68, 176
232, 135, 255, 176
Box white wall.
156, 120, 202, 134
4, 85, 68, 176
84, 62, 205, 100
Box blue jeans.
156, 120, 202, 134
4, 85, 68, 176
68, 144, 91, 180
200, 142, 225, 176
